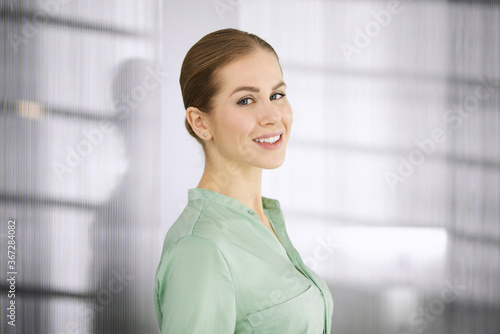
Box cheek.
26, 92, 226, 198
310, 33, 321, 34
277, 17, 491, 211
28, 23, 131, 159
282, 104, 293, 126
217, 109, 254, 138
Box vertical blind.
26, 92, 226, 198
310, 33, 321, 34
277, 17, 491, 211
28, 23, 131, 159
1, 1, 162, 333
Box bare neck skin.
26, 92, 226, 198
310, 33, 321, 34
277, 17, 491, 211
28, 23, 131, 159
197, 151, 267, 223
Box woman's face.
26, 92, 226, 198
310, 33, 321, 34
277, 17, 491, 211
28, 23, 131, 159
206, 49, 293, 170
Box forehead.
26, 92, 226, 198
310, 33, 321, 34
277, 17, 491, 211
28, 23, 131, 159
216, 50, 283, 91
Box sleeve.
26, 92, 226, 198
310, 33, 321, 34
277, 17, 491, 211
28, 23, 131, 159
154, 235, 236, 334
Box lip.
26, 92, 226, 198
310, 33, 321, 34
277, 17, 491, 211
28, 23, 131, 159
253, 131, 284, 140
252, 133, 284, 150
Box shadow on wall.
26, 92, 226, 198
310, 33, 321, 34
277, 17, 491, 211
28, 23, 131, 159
90, 58, 161, 334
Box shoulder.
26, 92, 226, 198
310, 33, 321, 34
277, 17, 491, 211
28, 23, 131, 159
154, 234, 232, 289
158, 198, 240, 261
164, 234, 226, 262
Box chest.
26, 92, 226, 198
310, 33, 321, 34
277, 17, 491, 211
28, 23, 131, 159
222, 238, 327, 333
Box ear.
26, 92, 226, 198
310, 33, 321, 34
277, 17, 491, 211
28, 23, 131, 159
186, 106, 211, 140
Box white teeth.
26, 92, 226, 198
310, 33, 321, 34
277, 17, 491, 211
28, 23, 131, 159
254, 134, 281, 144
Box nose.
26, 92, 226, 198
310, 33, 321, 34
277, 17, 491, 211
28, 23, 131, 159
258, 100, 281, 126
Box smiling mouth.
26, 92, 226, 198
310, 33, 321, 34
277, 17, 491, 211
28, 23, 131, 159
252, 133, 284, 150
253, 134, 281, 144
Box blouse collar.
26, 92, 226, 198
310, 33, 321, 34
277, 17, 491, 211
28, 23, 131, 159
187, 187, 281, 216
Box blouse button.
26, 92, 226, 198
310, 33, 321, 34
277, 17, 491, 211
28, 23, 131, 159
247, 209, 254, 215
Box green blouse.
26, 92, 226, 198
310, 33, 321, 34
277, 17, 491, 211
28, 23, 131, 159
154, 188, 334, 333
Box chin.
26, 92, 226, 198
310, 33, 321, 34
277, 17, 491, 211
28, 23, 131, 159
260, 156, 286, 170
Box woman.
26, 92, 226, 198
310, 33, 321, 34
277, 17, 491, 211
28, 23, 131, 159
154, 28, 333, 334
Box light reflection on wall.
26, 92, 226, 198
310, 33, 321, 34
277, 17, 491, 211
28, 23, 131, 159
309, 226, 448, 288
331, 226, 447, 268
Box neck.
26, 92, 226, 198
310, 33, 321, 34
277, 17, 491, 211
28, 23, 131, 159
197, 154, 265, 219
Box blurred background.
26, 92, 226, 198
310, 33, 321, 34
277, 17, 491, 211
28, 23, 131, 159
1, 0, 498, 333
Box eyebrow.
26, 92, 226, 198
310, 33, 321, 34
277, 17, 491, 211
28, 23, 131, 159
229, 81, 286, 97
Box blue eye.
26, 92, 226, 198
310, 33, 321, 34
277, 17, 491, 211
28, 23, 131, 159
237, 97, 253, 106
270, 93, 286, 100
